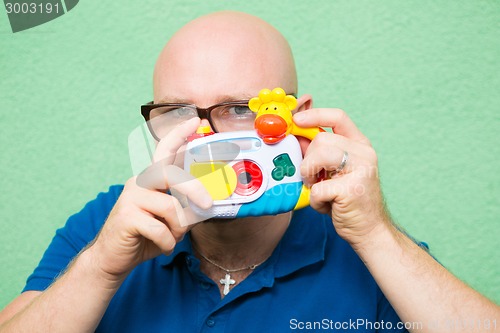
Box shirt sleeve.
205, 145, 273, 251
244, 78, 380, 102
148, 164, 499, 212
22, 185, 124, 293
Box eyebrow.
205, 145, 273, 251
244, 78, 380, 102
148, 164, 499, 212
156, 93, 254, 105
156, 96, 187, 104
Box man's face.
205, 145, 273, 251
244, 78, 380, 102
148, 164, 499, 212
135, 13, 301, 225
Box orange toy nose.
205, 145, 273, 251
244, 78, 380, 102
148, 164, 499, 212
254, 114, 288, 144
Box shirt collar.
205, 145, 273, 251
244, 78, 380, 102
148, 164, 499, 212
157, 234, 192, 266
157, 206, 328, 278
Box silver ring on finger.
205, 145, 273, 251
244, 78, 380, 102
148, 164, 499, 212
335, 151, 349, 173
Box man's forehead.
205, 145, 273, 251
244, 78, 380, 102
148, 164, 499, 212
153, 11, 297, 103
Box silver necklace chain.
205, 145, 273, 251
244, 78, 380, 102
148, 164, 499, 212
191, 243, 270, 295
193, 244, 267, 273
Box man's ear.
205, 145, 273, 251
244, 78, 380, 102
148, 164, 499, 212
294, 94, 313, 113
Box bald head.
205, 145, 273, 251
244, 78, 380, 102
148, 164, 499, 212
153, 11, 297, 106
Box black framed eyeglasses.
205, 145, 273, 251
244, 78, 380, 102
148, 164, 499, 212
141, 100, 255, 141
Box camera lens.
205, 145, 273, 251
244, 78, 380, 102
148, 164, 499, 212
238, 172, 252, 185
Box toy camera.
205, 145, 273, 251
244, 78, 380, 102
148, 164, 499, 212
184, 129, 310, 218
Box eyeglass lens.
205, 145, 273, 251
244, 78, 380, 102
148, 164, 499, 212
148, 104, 256, 139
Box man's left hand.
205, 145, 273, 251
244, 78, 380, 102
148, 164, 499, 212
293, 108, 391, 250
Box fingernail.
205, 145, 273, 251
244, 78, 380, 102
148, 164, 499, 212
199, 195, 213, 210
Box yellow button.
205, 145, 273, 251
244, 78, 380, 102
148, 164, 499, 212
190, 162, 237, 200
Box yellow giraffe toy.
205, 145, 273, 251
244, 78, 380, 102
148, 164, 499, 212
249, 87, 323, 144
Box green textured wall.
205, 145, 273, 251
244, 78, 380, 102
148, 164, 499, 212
1, 0, 499, 309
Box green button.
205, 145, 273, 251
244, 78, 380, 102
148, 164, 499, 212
272, 153, 296, 181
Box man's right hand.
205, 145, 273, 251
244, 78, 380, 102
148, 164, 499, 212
88, 117, 212, 281
0, 117, 213, 332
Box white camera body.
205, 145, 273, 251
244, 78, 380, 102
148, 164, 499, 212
184, 130, 308, 218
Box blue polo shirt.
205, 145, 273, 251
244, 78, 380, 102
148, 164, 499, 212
24, 185, 409, 332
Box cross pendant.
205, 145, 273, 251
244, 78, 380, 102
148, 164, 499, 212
220, 273, 235, 295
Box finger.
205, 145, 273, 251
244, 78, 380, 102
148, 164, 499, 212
135, 164, 213, 210
136, 163, 185, 191
130, 189, 191, 241
153, 117, 201, 163
293, 108, 371, 145
301, 145, 353, 184
170, 177, 213, 209
301, 132, 365, 185
178, 206, 216, 227
309, 176, 356, 215
129, 180, 214, 235
132, 211, 178, 255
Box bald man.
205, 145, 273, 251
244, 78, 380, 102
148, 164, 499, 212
1, 11, 498, 333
